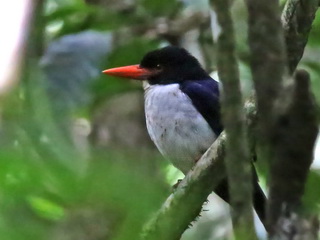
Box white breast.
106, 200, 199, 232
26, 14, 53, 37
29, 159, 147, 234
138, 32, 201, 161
144, 83, 217, 174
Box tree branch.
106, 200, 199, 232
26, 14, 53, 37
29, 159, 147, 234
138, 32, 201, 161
141, 134, 226, 240
246, 0, 319, 238
245, 0, 288, 137
282, 0, 319, 73
210, 0, 257, 239
269, 70, 319, 239
141, 99, 264, 240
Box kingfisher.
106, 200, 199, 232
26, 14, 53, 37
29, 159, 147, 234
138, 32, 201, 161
102, 46, 266, 225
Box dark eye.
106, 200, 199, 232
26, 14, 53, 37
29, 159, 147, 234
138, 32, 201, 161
156, 64, 162, 69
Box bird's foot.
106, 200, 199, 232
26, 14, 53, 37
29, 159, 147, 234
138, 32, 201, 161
172, 179, 182, 190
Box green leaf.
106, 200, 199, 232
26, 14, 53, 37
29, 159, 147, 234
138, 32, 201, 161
27, 196, 65, 221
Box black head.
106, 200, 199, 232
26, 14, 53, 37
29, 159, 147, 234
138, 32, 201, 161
139, 46, 210, 85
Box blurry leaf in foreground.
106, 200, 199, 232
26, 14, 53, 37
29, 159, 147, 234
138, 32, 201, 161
27, 196, 65, 221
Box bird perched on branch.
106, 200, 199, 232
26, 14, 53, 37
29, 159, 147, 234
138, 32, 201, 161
102, 46, 266, 226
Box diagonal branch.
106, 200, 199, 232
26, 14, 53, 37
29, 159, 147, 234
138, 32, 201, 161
141, 99, 263, 240
140, 133, 226, 240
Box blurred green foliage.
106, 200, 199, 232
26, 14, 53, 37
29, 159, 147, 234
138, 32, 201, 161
0, 1, 177, 239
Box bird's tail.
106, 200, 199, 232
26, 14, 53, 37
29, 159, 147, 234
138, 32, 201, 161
214, 169, 267, 230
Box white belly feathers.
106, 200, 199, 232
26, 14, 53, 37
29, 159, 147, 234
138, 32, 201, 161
144, 83, 217, 174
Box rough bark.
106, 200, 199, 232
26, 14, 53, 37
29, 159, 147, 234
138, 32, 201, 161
245, 0, 288, 136
282, 0, 319, 73
141, 134, 226, 240
269, 70, 319, 239
210, 0, 257, 239
245, 0, 319, 238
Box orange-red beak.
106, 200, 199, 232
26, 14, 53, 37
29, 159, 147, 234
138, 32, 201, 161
102, 64, 153, 80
